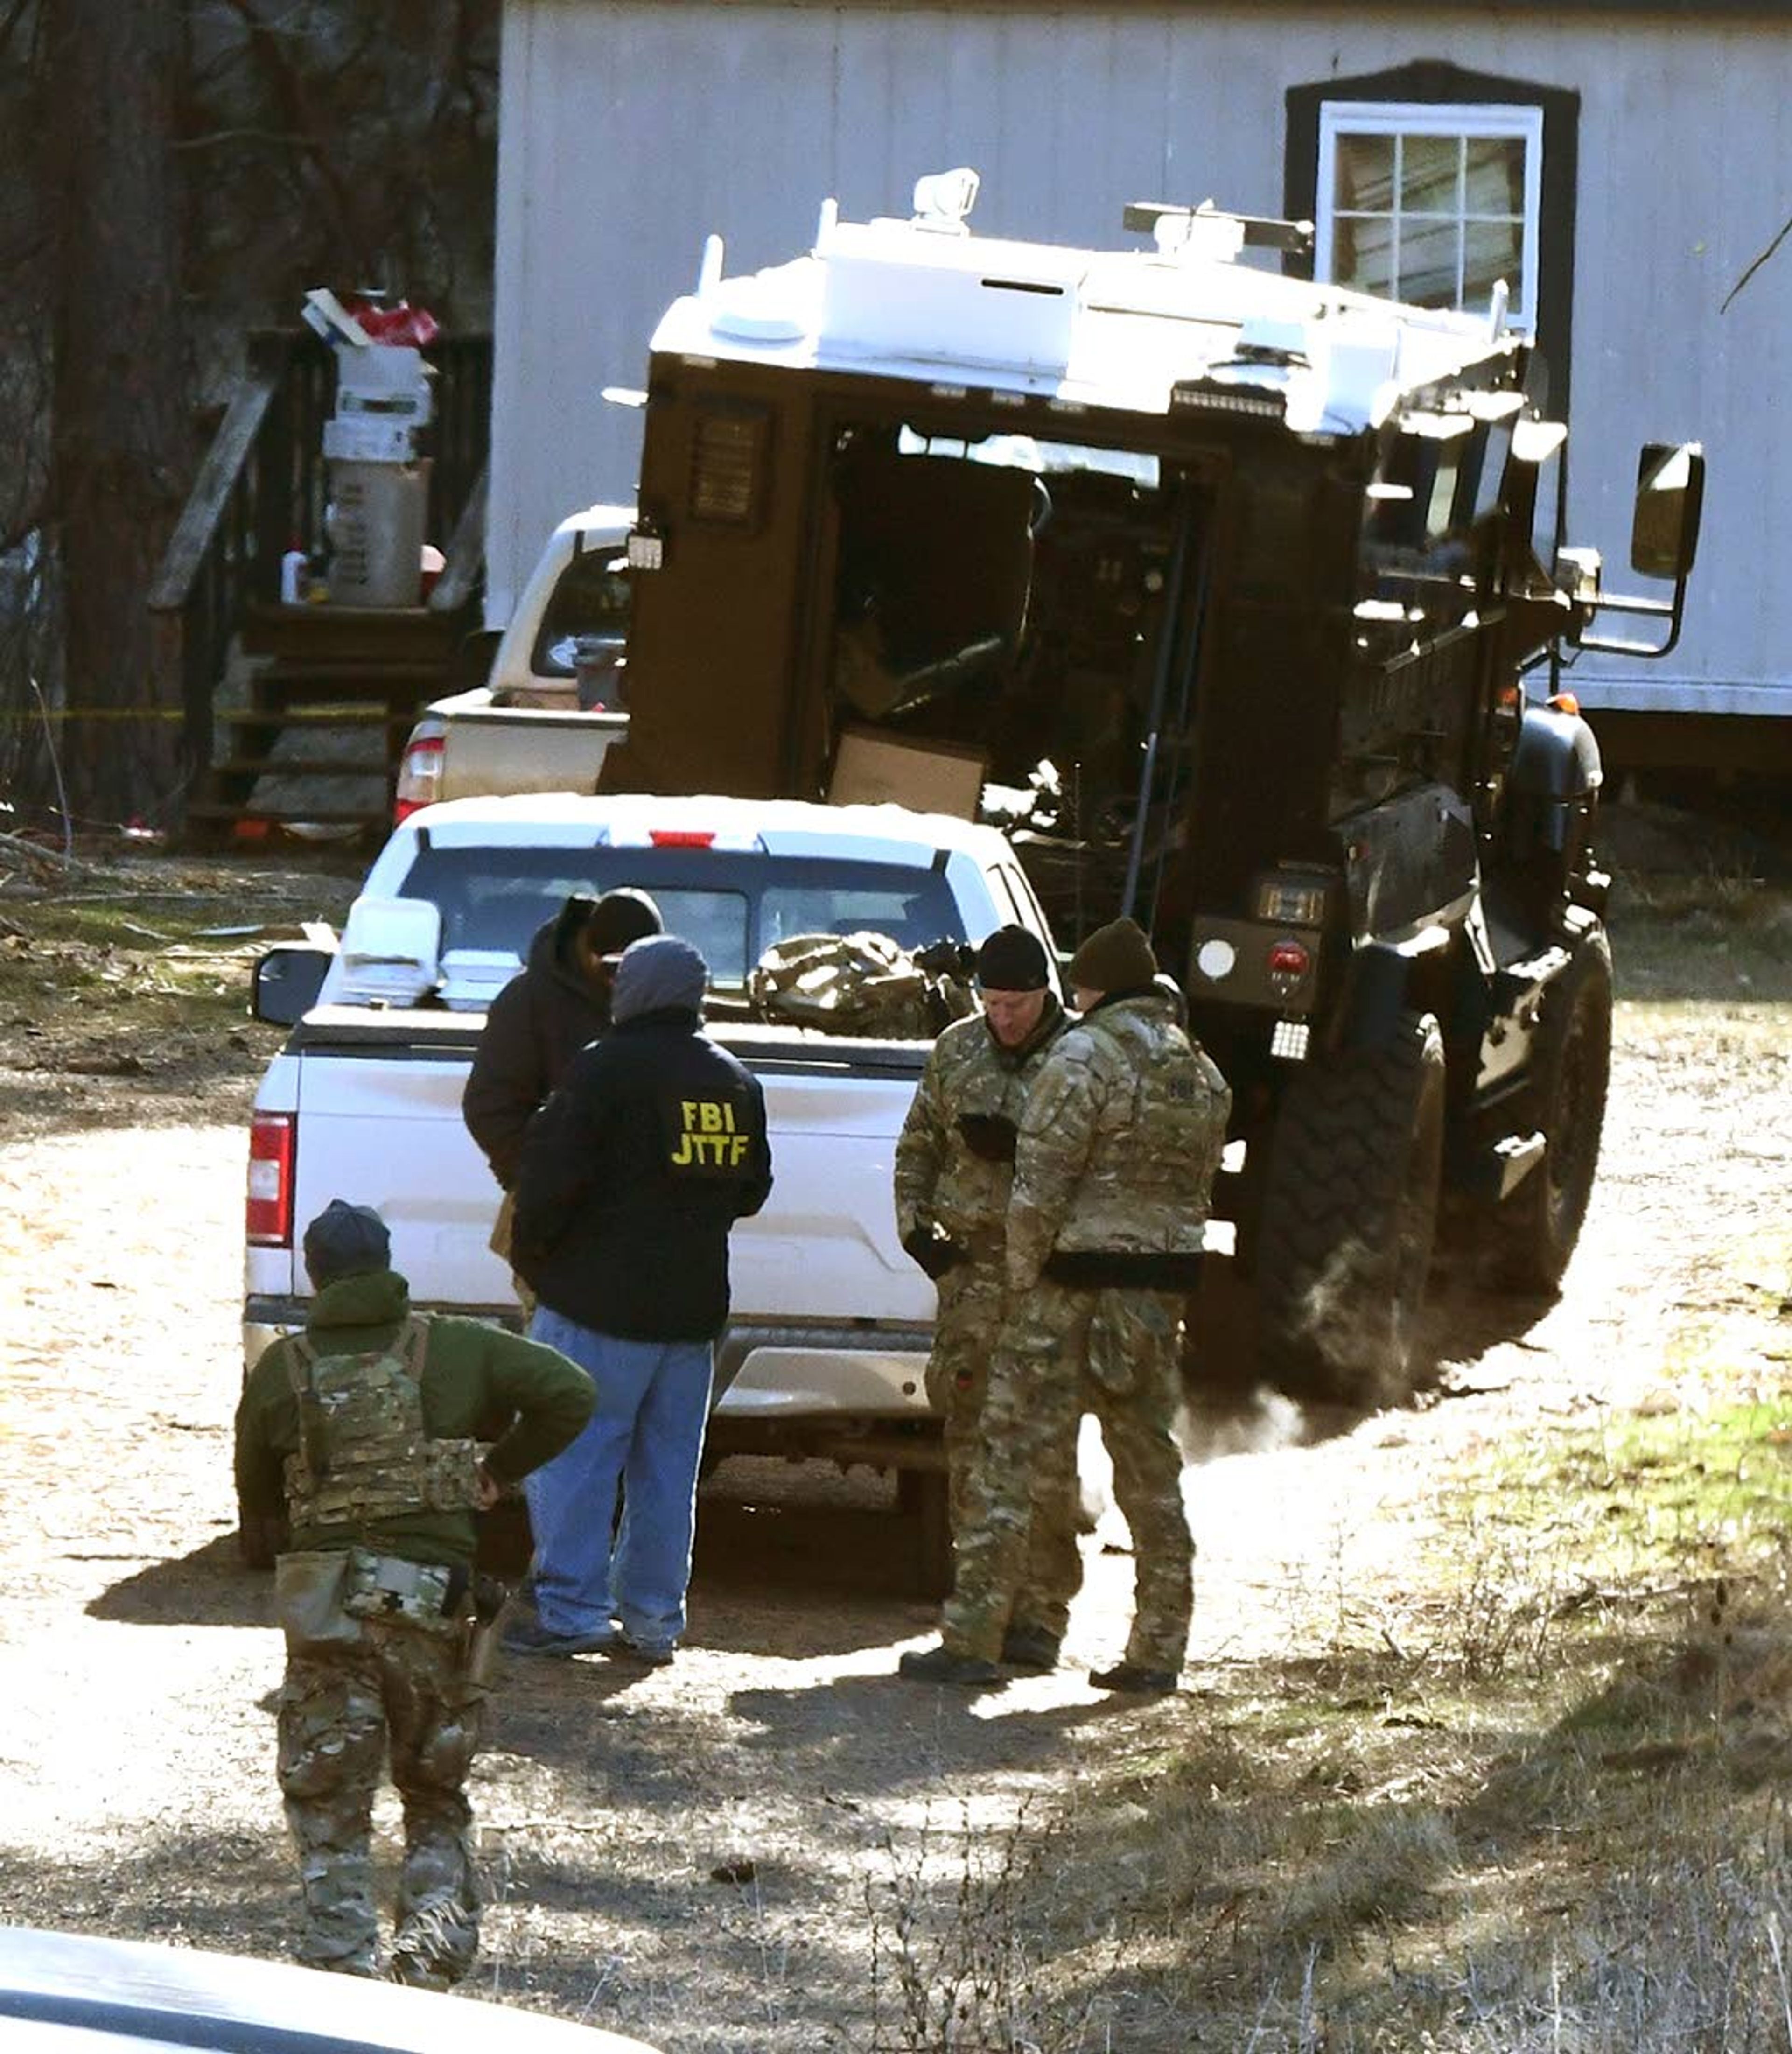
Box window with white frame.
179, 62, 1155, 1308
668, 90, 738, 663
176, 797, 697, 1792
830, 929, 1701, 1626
1316, 102, 1543, 333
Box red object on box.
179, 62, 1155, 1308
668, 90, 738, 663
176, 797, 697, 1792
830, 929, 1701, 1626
344, 300, 441, 348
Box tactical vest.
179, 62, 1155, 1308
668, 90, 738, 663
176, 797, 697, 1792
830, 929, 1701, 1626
1036, 1000, 1229, 1262
281, 1316, 486, 1532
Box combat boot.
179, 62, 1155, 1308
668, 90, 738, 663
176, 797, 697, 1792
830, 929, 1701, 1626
898, 1641, 1002, 1686
1000, 1622, 1061, 1670
1090, 1660, 1177, 1695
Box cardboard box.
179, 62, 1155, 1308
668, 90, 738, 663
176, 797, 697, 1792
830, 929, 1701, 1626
828, 726, 987, 819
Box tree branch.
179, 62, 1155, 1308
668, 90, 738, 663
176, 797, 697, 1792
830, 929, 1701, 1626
170, 125, 311, 153
1723, 213, 1792, 315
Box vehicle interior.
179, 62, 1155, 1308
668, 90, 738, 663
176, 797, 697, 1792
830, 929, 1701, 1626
822, 423, 1216, 926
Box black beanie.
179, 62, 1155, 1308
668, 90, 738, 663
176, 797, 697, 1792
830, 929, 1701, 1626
975, 924, 1050, 992
585, 887, 664, 954
302, 1199, 391, 1288
1066, 916, 1158, 995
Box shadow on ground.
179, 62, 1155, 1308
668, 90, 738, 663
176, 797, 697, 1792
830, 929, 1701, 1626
87, 1533, 271, 1630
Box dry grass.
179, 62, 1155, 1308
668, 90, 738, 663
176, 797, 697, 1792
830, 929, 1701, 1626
855, 1205, 1792, 2052
0, 848, 357, 1107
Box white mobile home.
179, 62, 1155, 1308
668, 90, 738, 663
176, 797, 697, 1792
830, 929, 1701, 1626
491, 0, 1792, 770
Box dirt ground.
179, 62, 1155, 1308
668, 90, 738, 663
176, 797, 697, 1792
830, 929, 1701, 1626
0, 821, 1788, 2052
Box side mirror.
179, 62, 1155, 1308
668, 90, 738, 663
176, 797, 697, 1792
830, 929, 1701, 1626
252, 945, 334, 1026
1631, 442, 1704, 581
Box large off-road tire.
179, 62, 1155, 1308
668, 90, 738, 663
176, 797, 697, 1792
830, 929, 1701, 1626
1492, 925, 1613, 1295
1256, 1010, 1447, 1407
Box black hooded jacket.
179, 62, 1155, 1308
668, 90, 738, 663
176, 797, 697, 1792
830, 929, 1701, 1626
462, 903, 613, 1190
511, 1008, 773, 1342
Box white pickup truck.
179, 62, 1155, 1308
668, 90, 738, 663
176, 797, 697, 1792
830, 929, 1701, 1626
392, 504, 634, 822
245, 792, 1062, 1586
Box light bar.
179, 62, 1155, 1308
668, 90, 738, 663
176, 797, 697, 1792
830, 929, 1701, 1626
1170, 384, 1286, 420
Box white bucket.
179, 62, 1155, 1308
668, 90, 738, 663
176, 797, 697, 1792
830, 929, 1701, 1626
325, 457, 431, 608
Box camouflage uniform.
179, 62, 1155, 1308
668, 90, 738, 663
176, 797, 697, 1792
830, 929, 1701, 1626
270, 1317, 495, 1986
939, 991, 1230, 1673
893, 1000, 1080, 1641
278, 1602, 484, 1985
237, 1266, 592, 1986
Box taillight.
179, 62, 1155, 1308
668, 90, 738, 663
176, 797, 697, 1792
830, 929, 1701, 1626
648, 829, 716, 848
248, 1112, 296, 1247
393, 722, 446, 824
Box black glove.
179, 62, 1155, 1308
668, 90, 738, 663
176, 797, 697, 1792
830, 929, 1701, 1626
913, 937, 977, 981
957, 1112, 1019, 1164
903, 1223, 969, 1280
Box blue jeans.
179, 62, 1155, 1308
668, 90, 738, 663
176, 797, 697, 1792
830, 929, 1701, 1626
523, 1308, 714, 1649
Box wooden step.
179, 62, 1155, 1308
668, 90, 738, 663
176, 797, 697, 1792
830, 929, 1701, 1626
250, 679, 441, 709
218, 705, 418, 728
186, 801, 389, 826
242, 602, 464, 666
232, 702, 416, 722
254, 657, 448, 681
211, 757, 392, 778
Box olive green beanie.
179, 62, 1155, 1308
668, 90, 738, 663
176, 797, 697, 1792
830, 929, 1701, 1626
1066, 916, 1158, 995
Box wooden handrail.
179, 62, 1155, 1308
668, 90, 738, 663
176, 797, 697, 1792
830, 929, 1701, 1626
148, 327, 490, 819
147, 365, 281, 611
429, 460, 487, 615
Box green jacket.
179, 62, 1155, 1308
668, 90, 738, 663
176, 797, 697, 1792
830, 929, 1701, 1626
892, 998, 1068, 1253
233, 1268, 594, 1568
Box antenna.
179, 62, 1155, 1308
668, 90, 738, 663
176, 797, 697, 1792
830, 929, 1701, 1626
697, 234, 725, 299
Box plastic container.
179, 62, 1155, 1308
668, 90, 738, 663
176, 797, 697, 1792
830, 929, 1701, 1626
324, 459, 431, 608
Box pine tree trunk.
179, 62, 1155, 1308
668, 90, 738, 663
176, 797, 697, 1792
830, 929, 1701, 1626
46, 0, 190, 829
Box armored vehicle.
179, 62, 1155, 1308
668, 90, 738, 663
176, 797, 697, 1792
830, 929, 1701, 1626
600, 174, 1703, 1402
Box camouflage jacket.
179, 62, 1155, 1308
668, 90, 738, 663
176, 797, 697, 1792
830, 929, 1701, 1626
1007, 991, 1231, 1293
893, 998, 1068, 1253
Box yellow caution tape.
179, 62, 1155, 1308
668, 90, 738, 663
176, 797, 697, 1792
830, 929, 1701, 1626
0, 707, 188, 722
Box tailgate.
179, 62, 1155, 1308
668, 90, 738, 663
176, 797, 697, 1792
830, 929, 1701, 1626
731, 1064, 930, 1326
292, 1047, 512, 1310
441, 705, 629, 801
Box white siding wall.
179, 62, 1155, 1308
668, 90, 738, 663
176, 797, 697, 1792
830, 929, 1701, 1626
492, 1, 1792, 711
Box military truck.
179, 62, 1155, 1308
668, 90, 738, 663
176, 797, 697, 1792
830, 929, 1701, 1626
598, 174, 1704, 1404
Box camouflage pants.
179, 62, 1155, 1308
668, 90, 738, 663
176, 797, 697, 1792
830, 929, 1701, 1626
940, 1281, 1193, 1673
277, 1617, 487, 1986
928, 1260, 1082, 1642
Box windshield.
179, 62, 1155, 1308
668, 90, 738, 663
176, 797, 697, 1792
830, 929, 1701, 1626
395, 843, 967, 987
